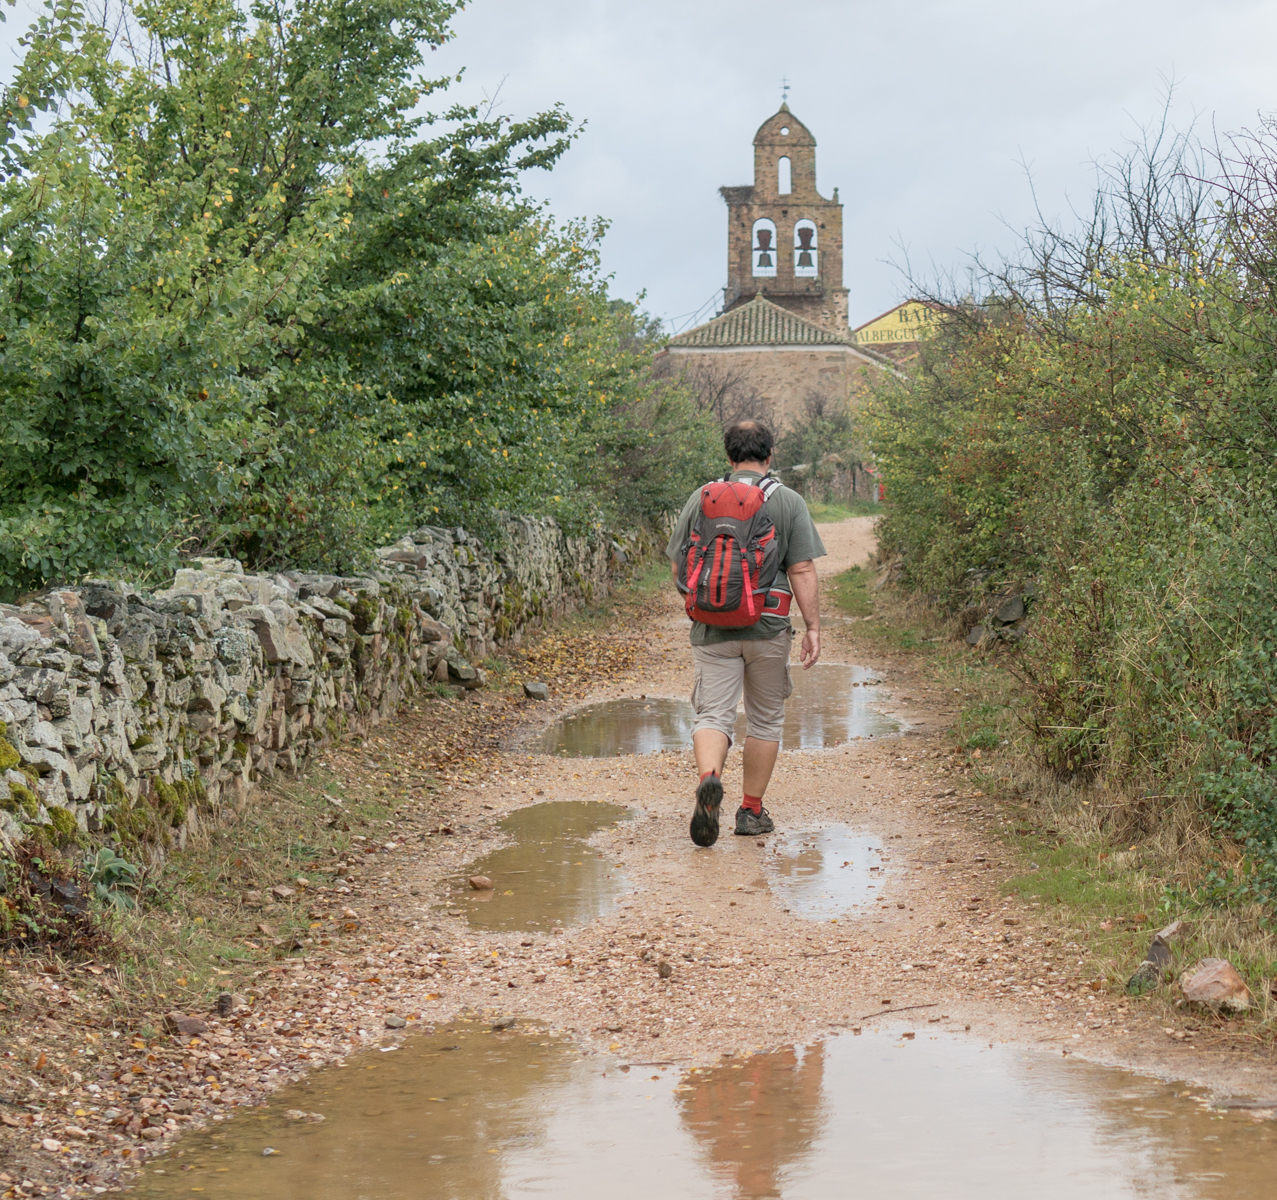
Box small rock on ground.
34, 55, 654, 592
1181, 958, 1251, 1012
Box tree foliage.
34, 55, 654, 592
0, 0, 714, 593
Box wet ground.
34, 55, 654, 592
527, 663, 898, 757
767, 827, 885, 919
131, 1023, 1277, 1200
450, 801, 631, 932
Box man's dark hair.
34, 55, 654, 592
724, 420, 774, 465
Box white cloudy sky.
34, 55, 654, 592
428, 0, 1277, 331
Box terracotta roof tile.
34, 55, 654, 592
667, 295, 849, 348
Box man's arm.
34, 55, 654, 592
788, 559, 821, 669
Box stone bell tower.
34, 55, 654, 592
720, 104, 848, 333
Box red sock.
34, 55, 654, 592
743, 793, 763, 814
700, 770, 719, 783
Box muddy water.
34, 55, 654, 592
525, 697, 696, 757
131, 1024, 1277, 1199
527, 664, 897, 758
768, 827, 885, 919
449, 801, 630, 932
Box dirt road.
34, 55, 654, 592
8, 518, 1275, 1197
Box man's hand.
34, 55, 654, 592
799, 626, 820, 669
788, 559, 821, 670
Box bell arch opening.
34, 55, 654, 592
793, 219, 818, 277
752, 218, 778, 277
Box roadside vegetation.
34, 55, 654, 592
829, 555, 1277, 1038
865, 113, 1277, 925
0, 0, 719, 596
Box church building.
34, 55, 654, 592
658, 104, 893, 432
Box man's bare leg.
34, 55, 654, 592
693, 729, 730, 777
741, 736, 780, 798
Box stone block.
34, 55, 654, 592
994, 595, 1025, 625
0, 616, 48, 655
188, 676, 227, 713
117, 617, 158, 663
241, 605, 313, 668
192, 557, 244, 576
289, 679, 315, 707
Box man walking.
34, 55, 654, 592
667, 420, 825, 844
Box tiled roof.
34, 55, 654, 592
667, 295, 851, 348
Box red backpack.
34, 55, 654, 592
677, 475, 787, 627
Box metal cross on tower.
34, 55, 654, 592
780, 76, 791, 104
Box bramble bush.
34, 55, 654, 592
868, 121, 1277, 902
0, 0, 716, 594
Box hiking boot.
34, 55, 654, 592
690, 773, 723, 847
734, 805, 775, 836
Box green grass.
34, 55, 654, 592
956, 700, 1007, 750
101, 767, 402, 1021
827, 564, 936, 652
1002, 839, 1151, 917
630, 557, 673, 593
828, 564, 874, 618
805, 499, 883, 523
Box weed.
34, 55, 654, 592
87, 847, 140, 911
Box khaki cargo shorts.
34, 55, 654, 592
690, 629, 793, 744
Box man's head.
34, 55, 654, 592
724, 420, 774, 469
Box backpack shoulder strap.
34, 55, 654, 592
758, 474, 782, 501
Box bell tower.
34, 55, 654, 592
720, 104, 848, 333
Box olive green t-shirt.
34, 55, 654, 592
665, 470, 826, 645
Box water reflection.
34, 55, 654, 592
677, 1043, 826, 1199
767, 827, 884, 919
526, 665, 898, 758
767, 662, 899, 748
451, 801, 630, 932
129, 1025, 1277, 1200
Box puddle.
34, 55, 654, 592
131, 1024, 1277, 1199
528, 664, 897, 757
450, 801, 630, 932
769, 662, 900, 748
525, 697, 696, 757
768, 826, 884, 918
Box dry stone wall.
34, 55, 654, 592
0, 518, 644, 853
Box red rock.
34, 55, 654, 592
1181, 958, 1251, 1012
18, 615, 56, 641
